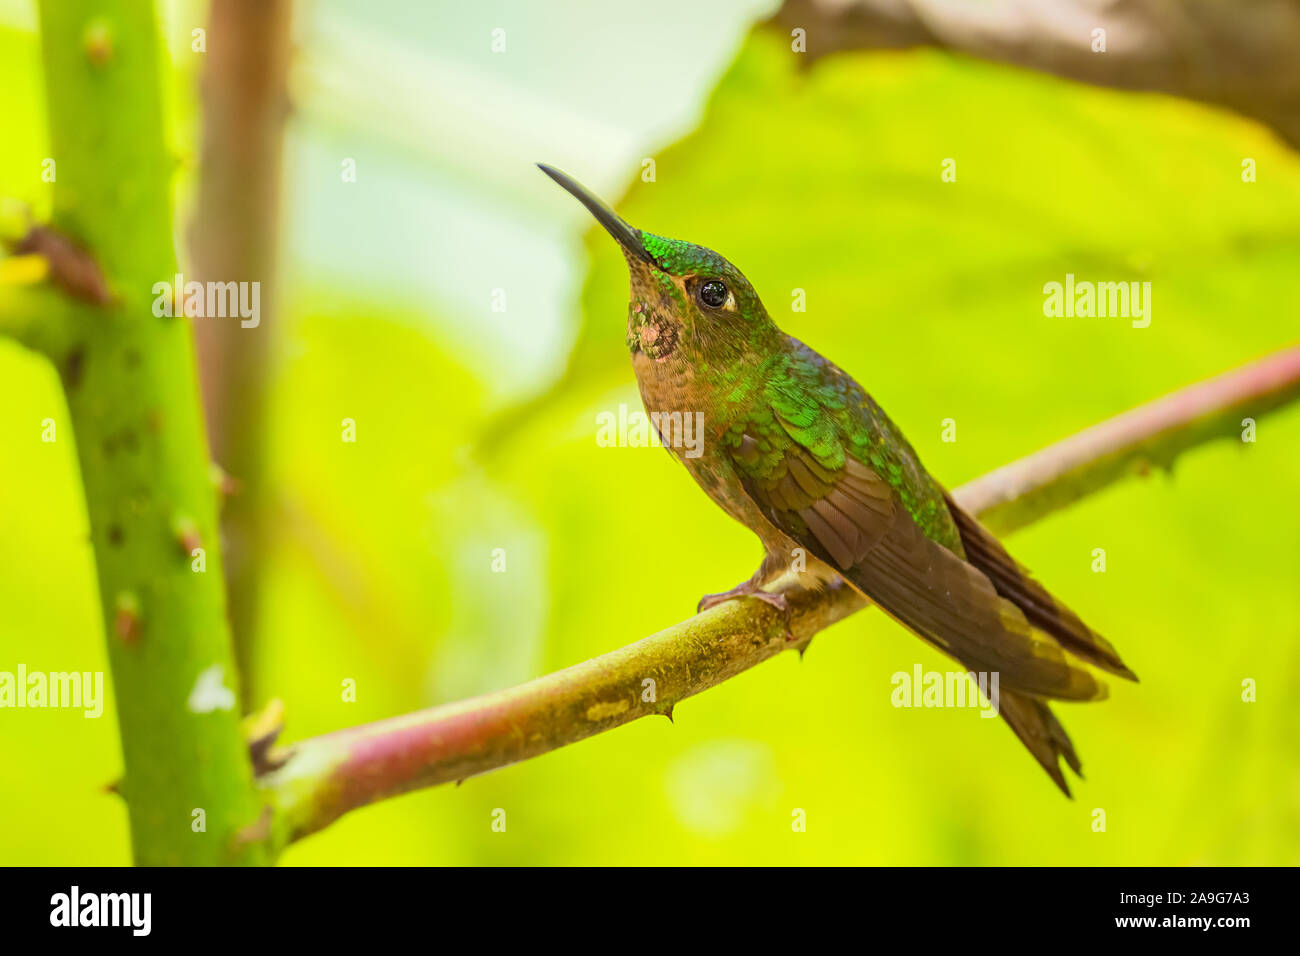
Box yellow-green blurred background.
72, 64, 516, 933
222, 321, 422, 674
2, 0, 1298, 865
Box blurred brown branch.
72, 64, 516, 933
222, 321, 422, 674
188, 0, 294, 708
261, 342, 1300, 847
768, 0, 1300, 148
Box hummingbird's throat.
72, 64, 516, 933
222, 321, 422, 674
626, 301, 678, 360
625, 267, 690, 361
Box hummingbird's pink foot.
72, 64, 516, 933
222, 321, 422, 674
697, 582, 794, 640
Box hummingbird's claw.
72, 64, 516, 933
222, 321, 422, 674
697, 579, 755, 614
697, 582, 795, 640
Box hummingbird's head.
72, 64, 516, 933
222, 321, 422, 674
538, 164, 779, 367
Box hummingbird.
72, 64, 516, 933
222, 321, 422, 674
539, 164, 1137, 796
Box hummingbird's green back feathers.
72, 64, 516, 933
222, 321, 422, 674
729, 338, 962, 551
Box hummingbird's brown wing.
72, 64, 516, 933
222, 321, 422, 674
737, 441, 1108, 702
942, 494, 1137, 681
735, 440, 1106, 794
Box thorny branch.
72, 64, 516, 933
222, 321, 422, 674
260, 343, 1300, 848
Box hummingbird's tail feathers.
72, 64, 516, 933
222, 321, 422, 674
998, 690, 1082, 797
943, 494, 1139, 683
840, 494, 1110, 702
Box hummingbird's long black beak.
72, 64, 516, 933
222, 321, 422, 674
537, 163, 656, 265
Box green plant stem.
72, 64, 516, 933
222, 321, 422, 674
30, 0, 269, 865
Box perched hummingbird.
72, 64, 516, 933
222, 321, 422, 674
539, 164, 1137, 795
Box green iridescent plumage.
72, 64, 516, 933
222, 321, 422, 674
642, 233, 728, 275
726, 342, 963, 553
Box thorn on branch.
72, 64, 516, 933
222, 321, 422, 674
61, 346, 86, 391
12, 226, 113, 306
232, 805, 273, 852
113, 591, 141, 644
244, 699, 289, 775
172, 515, 203, 556
82, 17, 114, 68
210, 463, 242, 498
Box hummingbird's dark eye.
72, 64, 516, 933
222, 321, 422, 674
698, 279, 729, 309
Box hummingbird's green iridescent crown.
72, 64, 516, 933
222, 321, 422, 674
639, 233, 732, 277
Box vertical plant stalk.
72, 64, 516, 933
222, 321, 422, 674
35, 0, 270, 864
188, 0, 293, 708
